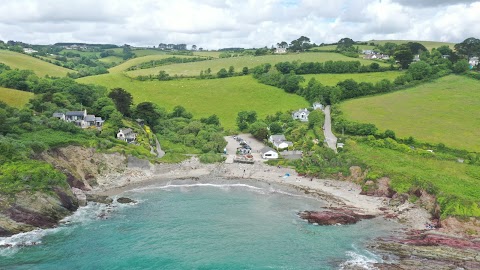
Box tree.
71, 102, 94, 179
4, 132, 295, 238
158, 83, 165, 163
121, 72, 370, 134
406, 42, 427, 55
134, 102, 164, 127
436, 45, 453, 56
200, 114, 220, 126
108, 88, 133, 116
249, 121, 269, 140
454, 37, 480, 59
236, 111, 257, 130
157, 71, 171, 81
336, 37, 355, 52
217, 68, 228, 78
289, 36, 311, 52
408, 61, 432, 80
394, 48, 414, 69
228, 66, 235, 76
269, 122, 283, 134
191, 45, 197, 51
242, 67, 249, 75
453, 59, 470, 74
308, 110, 324, 129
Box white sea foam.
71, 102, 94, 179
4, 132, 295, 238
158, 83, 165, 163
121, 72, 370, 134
0, 201, 137, 256
339, 251, 380, 270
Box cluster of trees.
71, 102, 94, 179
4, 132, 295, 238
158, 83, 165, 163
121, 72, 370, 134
126, 56, 212, 71
274, 60, 389, 75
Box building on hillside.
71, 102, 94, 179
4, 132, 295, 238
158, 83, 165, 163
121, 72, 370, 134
52, 109, 103, 129
23, 48, 38, 54
413, 54, 421, 62
269, 134, 293, 149
117, 128, 137, 143
275, 47, 287, 54
362, 50, 375, 55
292, 108, 310, 122
469, 57, 479, 67
261, 147, 278, 159
313, 102, 324, 111
280, 150, 303, 160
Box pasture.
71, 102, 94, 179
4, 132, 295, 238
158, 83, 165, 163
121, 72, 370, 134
124, 52, 389, 77
302, 71, 404, 86
0, 87, 33, 108
98, 56, 124, 64
0, 50, 71, 77
340, 75, 480, 151
109, 54, 198, 74
78, 74, 309, 130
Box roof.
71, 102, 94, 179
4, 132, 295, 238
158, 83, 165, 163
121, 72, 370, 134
66, 111, 86, 117
270, 134, 286, 142
260, 147, 276, 154
52, 112, 65, 117
119, 128, 134, 134
85, 115, 96, 121
95, 117, 104, 122
281, 150, 303, 155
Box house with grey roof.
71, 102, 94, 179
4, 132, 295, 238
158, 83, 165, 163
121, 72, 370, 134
52, 109, 103, 129
117, 128, 137, 143
280, 150, 303, 160
292, 108, 310, 122
269, 134, 293, 149
313, 102, 324, 111
261, 147, 278, 159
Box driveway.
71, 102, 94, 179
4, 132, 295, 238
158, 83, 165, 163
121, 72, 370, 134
224, 133, 267, 163
323, 105, 338, 152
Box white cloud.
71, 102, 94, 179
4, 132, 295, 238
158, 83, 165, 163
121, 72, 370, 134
0, 0, 479, 49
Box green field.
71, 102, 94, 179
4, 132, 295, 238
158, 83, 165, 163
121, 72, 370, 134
369, 40, 455, 51
302, 71, 404, 86
193, 51, 222, 58
78, 74, 309, 130
349, 141, 480, 217
340, 75, 480, 151
109, 54, 197, 74
0, 87, 33, 108
125, 52, 388, 77
60, 49, 100, 57
0, 50, 71, 77
132, 49, 166, 57
98, 56, 124, 64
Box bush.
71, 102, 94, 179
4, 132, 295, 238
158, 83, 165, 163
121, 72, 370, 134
199, 153, 225, 164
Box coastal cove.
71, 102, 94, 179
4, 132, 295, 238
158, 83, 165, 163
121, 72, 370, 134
0, 178, 405, 270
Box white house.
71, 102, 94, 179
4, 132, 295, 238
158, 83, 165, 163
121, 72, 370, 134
261, 147, 278, 159
269, 134, 293, 149
275, 47, 287, 54
469, 57, 479, 67
413, 54, 421, 62
313, 102, 324, 111
117, 128, 137, 143
54, 109, 103, 129
292, 108, 310, 122
52, 112, 66, 121
23, 48, 38, 54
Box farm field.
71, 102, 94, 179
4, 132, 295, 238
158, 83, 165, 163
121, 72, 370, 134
98, 56, 124, 64
0, 87, 33, 108
193, 51, 222, 58
0, 50, 71, 77
78, 74, 309, 130
340, 75, 480, 151
302, 71, 404, 86
369, 40, 455, 51
132, 49, 166, 57
349, 141, 480, 217
60, 49, 100, 57
109, 54, 198, 73
125, 52, 389, 77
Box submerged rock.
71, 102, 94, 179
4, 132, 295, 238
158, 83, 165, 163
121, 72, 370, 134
298, 208, 376, 225
117, 197, 136, 204
85, 194, 113, 204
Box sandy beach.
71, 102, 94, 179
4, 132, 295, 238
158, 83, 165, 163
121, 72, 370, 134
90, 157, 431, 230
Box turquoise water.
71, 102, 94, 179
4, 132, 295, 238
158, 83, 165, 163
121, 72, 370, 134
0, 180, 401, 269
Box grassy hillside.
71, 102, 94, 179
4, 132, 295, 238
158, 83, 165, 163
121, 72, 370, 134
125, 52, 388, 77
340, 75, 480, 151
132, 49, 166, 57
0, 87, 33, 108
98, 56, 124, 64
349, 141, 480, 217
0, 50, 71, 77
370, 40, 455, 51
302, 71, 404, 86
109, 54, 197, 74
310, 45, 376, 51
78, 74, 309, 130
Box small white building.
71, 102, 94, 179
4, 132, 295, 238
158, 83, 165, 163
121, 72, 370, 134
292, 108, 310, 122
275, 47, 287, 54
117, 128, 137, 143
269, 134, 293, 149
469, 57, 479, 67
261, 147, 278, 159
313, 102, 324, 111
23, 48, 38, 54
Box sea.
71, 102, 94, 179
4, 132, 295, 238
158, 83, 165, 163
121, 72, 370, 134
0, 179, 402, 270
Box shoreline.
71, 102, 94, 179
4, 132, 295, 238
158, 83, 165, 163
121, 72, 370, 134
90, 157, 431, 230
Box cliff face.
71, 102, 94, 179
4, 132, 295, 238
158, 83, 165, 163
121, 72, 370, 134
0, 146, 129, 237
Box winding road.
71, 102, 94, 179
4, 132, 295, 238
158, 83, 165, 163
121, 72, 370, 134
323, 105, 338, 153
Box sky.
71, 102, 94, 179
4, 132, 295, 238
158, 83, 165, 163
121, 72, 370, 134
0, 0, 479, 49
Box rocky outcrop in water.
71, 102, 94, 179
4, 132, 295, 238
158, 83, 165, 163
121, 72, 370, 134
298, 208, 376, 225
371, 231, 480, 269
117, 197, 136, 204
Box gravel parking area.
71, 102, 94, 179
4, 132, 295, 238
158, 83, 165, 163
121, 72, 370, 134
224, 133, 268, 162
